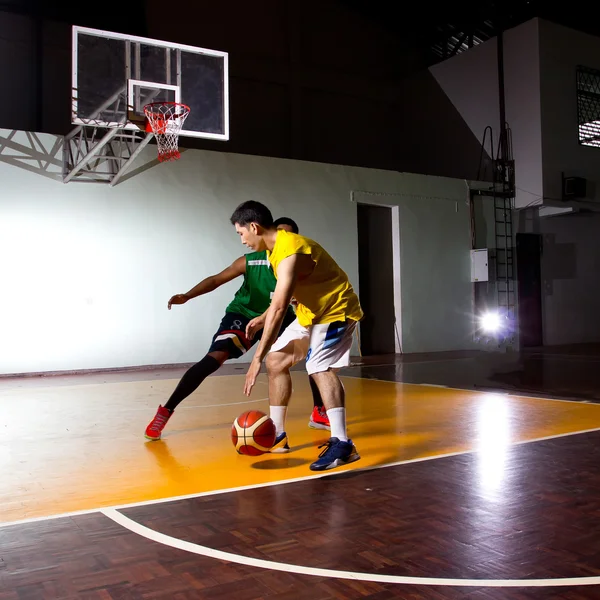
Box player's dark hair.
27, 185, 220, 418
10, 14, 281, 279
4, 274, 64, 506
273, 217, 299, 234
230, 201, 274, 229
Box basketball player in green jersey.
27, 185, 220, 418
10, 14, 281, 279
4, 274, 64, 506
145, 218, 329, 440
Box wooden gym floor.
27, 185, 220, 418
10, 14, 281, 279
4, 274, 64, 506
2, 348, 600, 598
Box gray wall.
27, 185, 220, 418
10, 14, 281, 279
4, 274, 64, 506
354, 189, 475, 355
0, 128, 476, 374
430, 19, 544, 210
504, 19, 544, 210
398, 194, 474, 353
432, 17, 600, 347
539, 20, 600, 202
536, 212, 600, 346
536, 21, 600, 345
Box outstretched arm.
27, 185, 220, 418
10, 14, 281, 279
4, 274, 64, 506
243, 255, 298, 395
168, 256, 246, 309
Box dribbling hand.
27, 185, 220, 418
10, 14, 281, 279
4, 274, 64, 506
168, 294, 190, 310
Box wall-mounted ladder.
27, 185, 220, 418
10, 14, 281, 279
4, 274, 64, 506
494, 193, 516, 322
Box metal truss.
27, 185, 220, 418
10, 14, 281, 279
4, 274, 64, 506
425, 1, 539, 64
63, 85, 155, 185
62, 124, 153, 186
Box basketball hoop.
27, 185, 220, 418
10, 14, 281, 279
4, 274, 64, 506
143, 102, 191, 162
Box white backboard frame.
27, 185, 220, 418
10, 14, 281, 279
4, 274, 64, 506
71, 25, 229, 140
127, 79, 181, 120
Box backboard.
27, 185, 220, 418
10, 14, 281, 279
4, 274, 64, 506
72, 26, 229, 140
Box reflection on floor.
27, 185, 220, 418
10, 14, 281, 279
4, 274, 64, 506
3, 346, 600, 598
2, 355, 600, 523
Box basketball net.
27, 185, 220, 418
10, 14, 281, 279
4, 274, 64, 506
144, 102, 191, 162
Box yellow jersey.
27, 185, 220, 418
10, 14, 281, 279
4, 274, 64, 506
267, 230, 363, 327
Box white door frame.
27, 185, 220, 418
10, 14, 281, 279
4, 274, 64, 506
352, 192, 403, 354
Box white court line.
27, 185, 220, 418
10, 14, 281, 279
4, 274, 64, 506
3, 425, 600, 530
341, 374, 600, 406
102, 507, 600, 588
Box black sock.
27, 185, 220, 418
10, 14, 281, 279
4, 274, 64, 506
309, 374, 324, 409
164, 355, 222, 412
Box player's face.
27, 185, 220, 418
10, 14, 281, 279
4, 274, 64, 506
276, 224, 294, 233
235, 223, 264, 250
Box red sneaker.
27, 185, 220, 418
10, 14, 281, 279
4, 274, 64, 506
145, 405, 172, 440
308, 406, 331, 431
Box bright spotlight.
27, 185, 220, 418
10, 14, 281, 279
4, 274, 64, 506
480, 311, 502, 333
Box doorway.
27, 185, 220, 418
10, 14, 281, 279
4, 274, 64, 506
357, 203, 397, 355
516, 233, 543, 347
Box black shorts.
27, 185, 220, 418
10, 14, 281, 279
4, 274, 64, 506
208, 310, 297, 359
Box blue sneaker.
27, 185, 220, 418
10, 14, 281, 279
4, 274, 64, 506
309, 437, 360, 471
270, 431, 290, 453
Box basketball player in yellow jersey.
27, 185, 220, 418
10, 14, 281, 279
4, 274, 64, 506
230, 200, 363, 471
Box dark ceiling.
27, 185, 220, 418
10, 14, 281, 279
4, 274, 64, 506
343, 0, 600, 65
3, 0, 600, 68
0, 0, 147, 35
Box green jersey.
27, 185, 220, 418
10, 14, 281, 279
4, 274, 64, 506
226, 251, 294, 320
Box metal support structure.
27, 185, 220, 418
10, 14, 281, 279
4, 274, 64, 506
64, 83, 156, 185
449, 32, 468, 57
109, 132, 154, 187
494, 29, 517, 340
497, 31, 509, 164
63, 127, 121, 183
63, 125, 154, 184
72, 86, 128, 130
470, 25, 518, 348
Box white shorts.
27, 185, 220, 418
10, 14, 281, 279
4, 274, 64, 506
269, 318, 357, 375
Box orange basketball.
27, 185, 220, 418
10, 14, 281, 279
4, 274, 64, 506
231, 410, 276, 456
